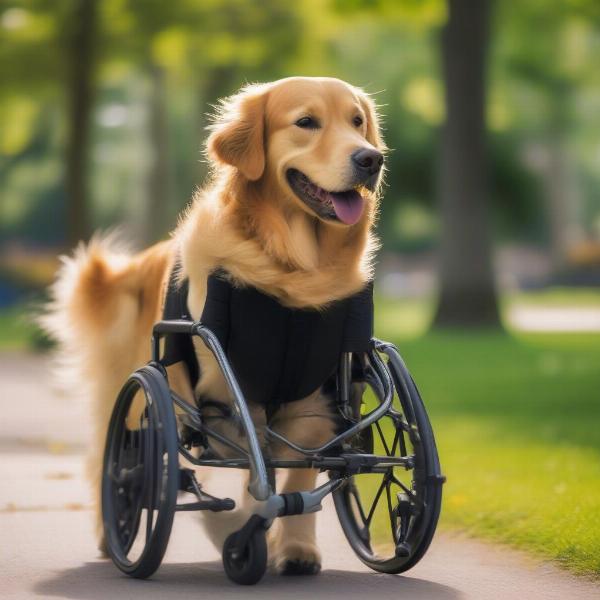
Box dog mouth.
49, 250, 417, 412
286, 169, 365, 226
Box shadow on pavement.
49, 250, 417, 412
34, 559, 462, 599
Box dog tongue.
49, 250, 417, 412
329, 190, 364, 225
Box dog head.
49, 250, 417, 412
207, 77, 386, 227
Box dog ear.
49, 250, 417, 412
207, 84, 269, 181
357, 91, 386, 151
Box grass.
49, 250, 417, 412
372, 303, 600, 577
0, 304, 41, 350
375, 286, 600, 340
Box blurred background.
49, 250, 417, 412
1, 0, 599, 578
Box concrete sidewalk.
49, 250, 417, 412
1, 353, 599, 599
508, 306, 600, 332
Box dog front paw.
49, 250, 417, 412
273, 542, 321, 576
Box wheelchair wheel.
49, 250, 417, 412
334, 346, 443, 574
102, 364, 179, 579
222, 527, 268, 586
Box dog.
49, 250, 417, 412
42, 76, 386, 575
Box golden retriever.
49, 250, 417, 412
42, 76, 385, 575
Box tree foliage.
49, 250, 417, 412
1, 0, 599, 260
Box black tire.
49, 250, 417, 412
334, 346, 443, 574
222, 529, 268, 585
102, 364, 179, 579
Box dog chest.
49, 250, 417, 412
162, 267, 373, 409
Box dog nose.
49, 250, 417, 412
351, 148, 384, 179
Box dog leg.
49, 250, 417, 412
269, 468, 321, 575
197, 469, 264, 553
194, 396, 269, 552
267, 391, 339, 575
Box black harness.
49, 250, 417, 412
161, 266, 373, 411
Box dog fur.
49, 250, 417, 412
41, 76, 385, 575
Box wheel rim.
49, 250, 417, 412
334, 353, 442, 571
102, 370, 178, 575
340, 415, 426, 565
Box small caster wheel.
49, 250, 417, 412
222, 528, 267, 585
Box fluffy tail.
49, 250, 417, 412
40, 233, 171, 545
40, 233, 141, 394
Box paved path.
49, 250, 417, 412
1, 353, 599, 599
508, 306, 600, 332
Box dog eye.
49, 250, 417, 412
353, 115, 364, 127
295, 116, 319, 129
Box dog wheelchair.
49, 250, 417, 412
101, 274, 444, 585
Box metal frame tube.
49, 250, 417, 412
338, 352, 352, 419
263, 347, 393, 455
151, 321, 399, 501
193, 324, 271, 500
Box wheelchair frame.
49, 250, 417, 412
101, 318, 445, 584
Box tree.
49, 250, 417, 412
63, 0, 98, 248
97, 0, 304, 244
434, 0, 500, 327
492, 1, 599, 271
0, 0, 99, 248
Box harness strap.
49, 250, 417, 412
160, 265, 200, 388
160, 260, 374, 408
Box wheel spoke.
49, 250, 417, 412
348, 481, 369, 525
365, 477, 387, 525
385, 482, 398, 545
375, 421, 391, 456
391, 427, 400, 456
390, 474, 423, 508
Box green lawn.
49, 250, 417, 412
373, 303, 600, 576
0, 304, 41, 350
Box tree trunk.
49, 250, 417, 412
64, 0, 97, 248
434, 0, 500, 327
144, 64, 170, 245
